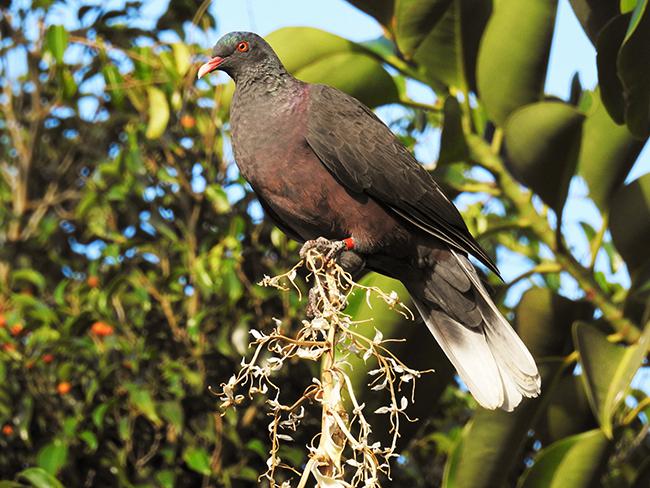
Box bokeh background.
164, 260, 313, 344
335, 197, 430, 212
1, 0, 649, 487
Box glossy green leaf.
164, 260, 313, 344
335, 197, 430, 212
17, 468, 64, 488
534, 373, 597, 445
618, 0, 650, 137
477, 0, 557, 124
515, 287, 593, 358
266, 27, 398, 107
439, 95, 469, 164
145, 87, 170, 139
518, 429, 610, 488
573, 321, 650, 438
403, 0, 491, 91
395, 0, 451, 55
596, 14, 631, 124
443, 360, 564, 488
183, 446, 212, 475
442, 423, 468, 487
610, 173, 650, 271
346, 0, 395, 26
36, 439, 68, 475
569, 0, 620, 44
504, 101, 584, 212
46, 25, 68, 64
577, 89, 644, 209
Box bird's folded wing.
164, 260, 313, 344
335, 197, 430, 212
305, 84, 499, 276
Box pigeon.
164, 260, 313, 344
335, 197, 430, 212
198, 32, 540, 410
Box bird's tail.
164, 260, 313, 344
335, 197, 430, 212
405, 248, 540, 411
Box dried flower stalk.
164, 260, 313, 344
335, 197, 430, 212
213, 244, 429, 487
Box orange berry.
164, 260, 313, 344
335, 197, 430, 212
90, 321, 114, 337
0, 315, 6, 328
57, 382, 71, 395
2, 424, 13, 436
87, 276, 100, 288
2, 343, 15, 352
180, 115, 196, 129
10, 323, 23, 336
42, 353, 55, 363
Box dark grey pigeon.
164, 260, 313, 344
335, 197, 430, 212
198, 32, 540, 410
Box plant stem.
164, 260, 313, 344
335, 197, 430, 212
467, 134, 641, 342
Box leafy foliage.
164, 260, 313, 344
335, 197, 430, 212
0, 0, 648, 487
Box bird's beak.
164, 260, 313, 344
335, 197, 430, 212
197, 56, 225, 79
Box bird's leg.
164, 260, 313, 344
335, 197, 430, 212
299, 236, 355, 263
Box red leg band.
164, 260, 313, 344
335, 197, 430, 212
343, 237, 355, 250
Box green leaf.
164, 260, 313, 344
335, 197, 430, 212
477, 0, 558, 125
91, 403, 109, 428
246, 438, 268, 459
439, 95, 469, 164
17, 467, 64, 488
504, 101, 584, 212
596, 14, 631, 124
617, 0, 650, 137
79, 430, 98, 452
36, 439, 68, 475
515, 287, 593, 358
402, 0, 492, 91
442, 359, 564, 488
518, 429, 611, 488
573, 321, 650, 438
395, 0, 452, 55
569, 0, 620, 44
172, 43, 191, 77
266, 27, 398, 107
126, 384, 162, 426
102, 64, 125, 108
345, 0, 395, 26
46, 25, 68, 64
534, 373, 597, 445
160, 401, 184, 430
155, 470, 175, 488
577, 89, 644, 209
183, 446, 212, 475
12, 269, 47, 291
205, 185, 230, 214
609, 173, 650, 271
145, 87, 170, 140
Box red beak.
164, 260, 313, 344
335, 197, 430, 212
197, 56, 225, 79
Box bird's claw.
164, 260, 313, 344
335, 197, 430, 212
300, 237, 347, 264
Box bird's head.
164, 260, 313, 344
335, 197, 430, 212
197, 31, 286, 83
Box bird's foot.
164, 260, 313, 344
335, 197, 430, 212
299, 237, 350, 264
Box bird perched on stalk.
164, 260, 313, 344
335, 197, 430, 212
198, 32, 540, 411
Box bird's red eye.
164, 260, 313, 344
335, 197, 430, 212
237, 41, 249, 52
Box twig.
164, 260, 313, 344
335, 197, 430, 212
212, 246, 428, 486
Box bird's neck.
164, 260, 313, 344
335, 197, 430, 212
232, 62, 296, 94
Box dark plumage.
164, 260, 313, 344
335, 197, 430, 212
199, 32, 540, 410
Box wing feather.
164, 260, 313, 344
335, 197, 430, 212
305, 84, 499, 276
